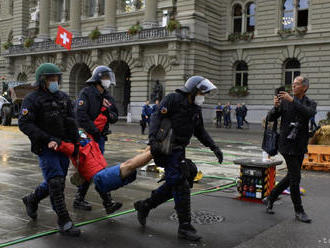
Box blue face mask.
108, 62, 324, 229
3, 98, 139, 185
48, 81, 59, 93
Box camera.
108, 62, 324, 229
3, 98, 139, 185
287, 122, 300, 140
275, 86, 286, 97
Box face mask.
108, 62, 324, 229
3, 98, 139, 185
101, 80, 111, 89
194, 95, 205, 106
48, 81, 59, 93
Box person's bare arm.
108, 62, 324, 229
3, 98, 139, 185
120, 146, 152, 178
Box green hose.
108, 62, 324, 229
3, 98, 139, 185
0, 175, 237, 248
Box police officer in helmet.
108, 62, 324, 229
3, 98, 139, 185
134, 76, 223, 241
19, 63, 80, 236
74, 65, 122, 214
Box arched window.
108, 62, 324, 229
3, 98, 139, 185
246, 2, 256, 32
282, 0, 294, 30
235, 61, 248, 87
297, 0, 309, 27
282, 0, 309, 30
284, 59, 300, 86
17, 73, 28, 82
233, 4, 243, 33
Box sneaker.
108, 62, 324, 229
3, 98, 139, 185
59, 221, 81, 237
262, 197, 274, 215
73, 199, 92, 211
104, 201, 122, 215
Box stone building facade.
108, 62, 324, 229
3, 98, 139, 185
0, 0, 329, 123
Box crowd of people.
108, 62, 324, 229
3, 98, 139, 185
215, 102, 249, 129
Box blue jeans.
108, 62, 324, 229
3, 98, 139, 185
34, 149, 70, 201
236, 115, 243, 128
224, 114, 231, 127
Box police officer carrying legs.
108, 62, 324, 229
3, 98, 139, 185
74, 65, 122, 214
134, 76, 224, 241
20, 63, 80, 236
263, 76, 316, 223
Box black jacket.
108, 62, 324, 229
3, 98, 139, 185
267, 95, 317, 155
75, 85, 118, 137
18, 89, 75, 155
149, 91, 216, 149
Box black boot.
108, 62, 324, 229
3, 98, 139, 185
295, 211, 311, 223
134, 200, 151, 226
175, 181, 201, 241
22, 193, 38, 219
49, 177, 81, 237
73, 181, 92, 211
22, 185, 49, 220
178, 223, 201, 241
262, 197, 274, 214
134, 184, 173, 226
98, 191, 122, 214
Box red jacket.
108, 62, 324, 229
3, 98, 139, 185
57, 110, 109, 181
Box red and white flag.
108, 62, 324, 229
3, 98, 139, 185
56, 26, 73, 50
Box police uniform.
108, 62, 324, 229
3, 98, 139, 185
134, 76, 223, 241
74, 65, 122, 214
76, 85, 118, 153
19, 63, 80, 236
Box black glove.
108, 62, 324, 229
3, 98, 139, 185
211, 146, 223, 164
150, 141, 162, 157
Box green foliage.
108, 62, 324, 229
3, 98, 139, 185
166, 19, 181, 32
128, 22, 143, 35
88, 27, 101, 40
229, 86, 249, 97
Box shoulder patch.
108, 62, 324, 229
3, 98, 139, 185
78, 100, 84, 106
160, 107, 168, 114
22, 108, 29, 116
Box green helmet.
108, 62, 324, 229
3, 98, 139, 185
35, 63, 62, 87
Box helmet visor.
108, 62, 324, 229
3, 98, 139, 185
101, 71, 116, 86
197, 79, 217, 94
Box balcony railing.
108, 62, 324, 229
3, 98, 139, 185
3, 27, 190, 57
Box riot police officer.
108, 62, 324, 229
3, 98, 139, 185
19, 63, 80, 236
134, 76, 223, 241
74, 65, 122, 214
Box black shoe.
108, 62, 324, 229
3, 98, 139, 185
178, 223, 201, 241
22, 193, 38, 219
262, 197, 274, 215
59, 221, 81, 237
73, 199, 92, 211
295, 212, 312, 223
104, 201, 123, 214
134, 201, 150, 226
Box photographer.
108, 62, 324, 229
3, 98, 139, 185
263, 76, 316, 223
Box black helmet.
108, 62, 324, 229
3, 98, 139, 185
86, 66, 116, 86
177, 76, 217, 94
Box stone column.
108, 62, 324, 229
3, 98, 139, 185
38, 0, 50, 40
103, 0, 117, 33
143, 0, 158, 28
70, 0, 82, 36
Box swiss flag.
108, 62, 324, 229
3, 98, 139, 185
56, 26, 73, 50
